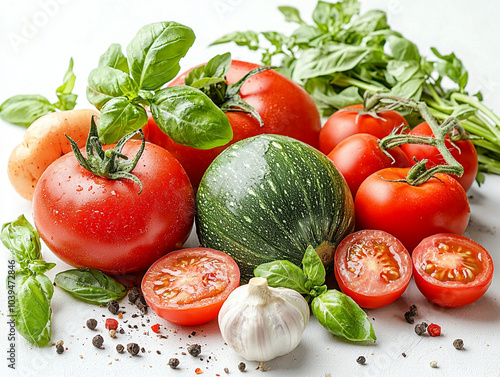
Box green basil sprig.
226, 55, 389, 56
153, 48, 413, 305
1, 215, 55, 347
255, 245, 376, 342
86, 21, 233, 150
55, 269, 126, 305
0, 58, 77, 127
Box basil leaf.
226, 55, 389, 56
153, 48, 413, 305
151, 86, 232, 149
97, 97, 148, 144
0, 94, 55, 127
86, 66, 139, 110
15, 275, 52, 347
35, 273, 54, 300
28, 260, 56, 276
210, 31, 260, 50
302, 245, 326, 287
55, 58, 77, 111
431, 47, 468, 90
292, 45, 370, 81
126, 21, 195, 91
311, 290, 376, 342
204, 52, 232, 78
278, 6, 305, 24
387, 35, 420, 61
1, 215, 41, 267
98, 43, 129, 73
254, 260, 309, 295
55, 269, 126, 305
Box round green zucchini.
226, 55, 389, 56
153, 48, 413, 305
196, 134, 354, 282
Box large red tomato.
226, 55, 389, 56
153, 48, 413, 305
399, 122, 478, 192
143, 60, 321, 187
412, 233, 493, 307
32, 140, 195, 275
142, 248, 240, 325
355, 167, 470, 252
319, 104, 408, 155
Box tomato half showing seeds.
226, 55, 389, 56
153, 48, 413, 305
334, 230, 412, 309
142, 248, 240, 326
412, 234, 494, 308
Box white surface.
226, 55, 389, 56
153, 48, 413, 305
1, 1, 500, 376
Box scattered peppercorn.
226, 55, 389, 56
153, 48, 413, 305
126, 343, 140, 356
224, 368, 229, 374
105, 318, 119, 330
86, 318, 98, 330
168, 358, 180, 369
238, 362, 246, 372
414, 322, 428, 336
427, 323, 441, 337
109, 330, 117, 338
356, 356, 366, 365
107, 300, 120, 315
141, 347, 146, 353
404, 305, 418, 324
92, 335, 104, 349
453, 339, 464, 350
56, 343, 64, 354
128, 287, 141, 303
430, 361, 438, 368
188, 344, 202, 357
116, 344, 125, 353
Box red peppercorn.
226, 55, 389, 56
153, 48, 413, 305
427, 323, 441, 337
105, 318, 119, 330
151, 324, 160, 333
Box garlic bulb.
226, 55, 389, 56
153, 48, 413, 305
218, 277, 310, 362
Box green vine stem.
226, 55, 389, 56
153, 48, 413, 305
366, 94, 465, 186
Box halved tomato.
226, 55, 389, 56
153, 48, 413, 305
412, 234, 494, 308
142, 248, 240, 325
334, 229, 412, 309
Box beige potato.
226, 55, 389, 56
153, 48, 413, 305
8, 109, 98, 201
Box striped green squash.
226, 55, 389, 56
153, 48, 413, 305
196, 134, 355, 282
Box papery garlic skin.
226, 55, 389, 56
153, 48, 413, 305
218, 277, 310, 362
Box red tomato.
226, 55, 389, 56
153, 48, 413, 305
412, 233, 494, 308
399, 122, 478, 192
143, 60, 321, 187
142, 248, 240, 326
334, 229, 412, 309
327, 133, 410, 196
32, 140, 195, 275
105, 318, 118, 330
319, 104, 408, 155
427, 323, 441, 337
151, 324, 160, 333
355, 168, 470, 252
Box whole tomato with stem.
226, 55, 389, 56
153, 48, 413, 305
400, 122, 478, 192
412, 233, 494, 308
327, 133, 410, 197
33, 117, 195, 275
318, 104, 409, 155
143, 60, 321, 188
355, 167, 470, 252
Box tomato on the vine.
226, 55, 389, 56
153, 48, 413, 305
400, 122, 478, 192
143, 60, 321, 187
327, 133, 410, 196
141, 248, 240, 326
412, 233, 493, 308
355, 168, 470, 252
334, 229, 412, 309
33, 138, 195, 275
318, 104, 408, 155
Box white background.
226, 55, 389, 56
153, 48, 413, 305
1, 1, 500, 376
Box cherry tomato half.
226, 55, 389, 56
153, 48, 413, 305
412, 233, 494, 308
319, 104, 408, 155
400, 122, 478, 192
142, 248, 240, 326
334, 229, 412, 309
327, 133, 410, 197
355, 168, 470, 252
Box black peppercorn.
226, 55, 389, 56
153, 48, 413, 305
92, 334, 104, 349
127, 343, 140, 356
116, 344, 125, 353
107, 300, 120, 315
86, 318, 98, 330
168, 358, 180, 369
415, 322, 428, 336
238, 362, 246, 372
453, 339, 464, 350
187, 344, 202, 357
128, 287, 141, 303
56, 343, 64, 354
356, 356, 366, 365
